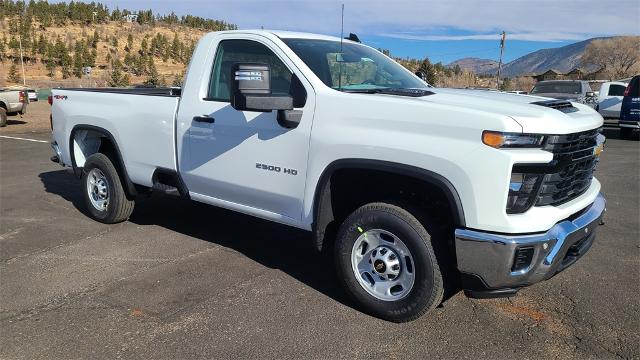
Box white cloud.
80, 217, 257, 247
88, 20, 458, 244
380, 32, 594, 42
86, 0, 640, 41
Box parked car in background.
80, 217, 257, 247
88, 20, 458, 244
0, 88, 29, 127
530, 80, 598, 108
596, 81, 627, 119
27, 89, 38, 102
619, 75, 639, 139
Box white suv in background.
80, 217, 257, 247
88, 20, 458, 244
597, 81, 628, 119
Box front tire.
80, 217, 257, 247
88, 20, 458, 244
335, 202, 444, 322
81, 153, 135, 223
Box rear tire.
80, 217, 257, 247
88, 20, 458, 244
81, 153, 135, 223
334, 202, 444, 322
0, 108, 7, 127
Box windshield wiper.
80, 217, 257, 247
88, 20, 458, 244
342, 88, 434, 97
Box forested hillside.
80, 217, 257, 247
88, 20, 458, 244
0, 0, 237, 87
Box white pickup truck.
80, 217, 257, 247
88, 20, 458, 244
50, 30, 606, 322
1, 88, 28, 127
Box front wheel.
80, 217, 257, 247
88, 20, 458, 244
81, 153, 135, 223
335, 203, 444, 322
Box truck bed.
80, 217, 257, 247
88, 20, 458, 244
51, 87, 180, 188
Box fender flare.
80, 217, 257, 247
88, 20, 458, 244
311, 159, 466, 244
69, 124, 137, 196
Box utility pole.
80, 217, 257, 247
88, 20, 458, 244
496, 31, 506, 89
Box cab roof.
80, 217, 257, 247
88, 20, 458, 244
213, 29, 354, 43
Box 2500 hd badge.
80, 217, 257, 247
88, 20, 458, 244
256, 162, 298, 175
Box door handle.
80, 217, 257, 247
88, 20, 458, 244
193, 115, 215, 123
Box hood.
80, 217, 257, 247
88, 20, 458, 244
416, 88, 602, 134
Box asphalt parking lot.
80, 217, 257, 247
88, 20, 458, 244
1, 110, 639, 359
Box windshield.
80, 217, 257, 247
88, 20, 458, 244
531, 82, 582, 94
282, 39, 427, 91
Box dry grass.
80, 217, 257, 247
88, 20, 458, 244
0, 20, 207, 87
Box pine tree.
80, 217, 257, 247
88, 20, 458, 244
171, 33, 180, 60
108, 59, 129, 87
144, 57, 159, 86
499, 78, 512, 91
0, 38, 5, 62
91, 29, 99, 49
172, 73, 183, 87
417, 58, 437, 85
125, 33, 133, 52
61, 50, 72, 79
140, 38, 148, 56
8, 63, 20, 83
46, 58, 56, 79
73, 41, 85, 77
8, 36, 20, 57
37, 34, 47, 55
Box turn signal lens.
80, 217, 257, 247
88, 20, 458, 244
482, 131, 505, 148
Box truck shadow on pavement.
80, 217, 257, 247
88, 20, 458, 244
39, 169, 357, 311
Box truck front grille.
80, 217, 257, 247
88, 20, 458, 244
535, 129, 600, 206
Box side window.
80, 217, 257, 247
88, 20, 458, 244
608, 84, 626, 96
207, 40, 293, 102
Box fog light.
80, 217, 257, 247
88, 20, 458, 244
512, 246, 534, 272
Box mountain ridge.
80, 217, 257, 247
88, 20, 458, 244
446, 37, 614, 77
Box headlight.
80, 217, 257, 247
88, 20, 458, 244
482, 131, 545, 148
507, 172, 542, 214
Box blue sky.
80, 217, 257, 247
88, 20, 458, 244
65, 0, 639, 64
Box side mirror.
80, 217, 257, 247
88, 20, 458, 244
230, 63, 293, 112
415, 71, 425, 80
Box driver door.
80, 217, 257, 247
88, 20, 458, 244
176, 36, 315, 225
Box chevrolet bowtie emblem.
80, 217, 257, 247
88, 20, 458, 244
594, 142, 604, 157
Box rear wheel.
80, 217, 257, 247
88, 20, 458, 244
81, 153, 135, 223
334, 202, 444, 322
0, 107, 7, 127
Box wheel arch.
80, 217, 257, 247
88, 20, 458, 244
311, 159, 466, 252
69, 124, 137, 196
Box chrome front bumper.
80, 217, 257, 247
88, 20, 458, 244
455, 193, 606, 294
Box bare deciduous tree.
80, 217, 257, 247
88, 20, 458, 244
581, 36, 640, 79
